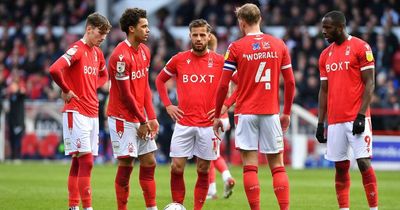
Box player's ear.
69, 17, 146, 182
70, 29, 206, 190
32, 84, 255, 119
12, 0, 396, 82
128, 26, 135, 33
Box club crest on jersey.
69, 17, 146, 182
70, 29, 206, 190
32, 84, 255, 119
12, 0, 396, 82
252, 43, 260, 50
141, 50, 147, 61
329, 51, 332, 56
208, 58, 213, 68
117, 62, 126, 73
345, 46, 350, 56
366, 51, 374, 62
186, 59, 191, 64
262, 41, 270, 49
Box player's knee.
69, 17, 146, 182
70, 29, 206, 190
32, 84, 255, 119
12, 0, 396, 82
196, 160, 210, 173
356, 158, 371, 172
171, 163, 185, 174
335, 160, 350, 173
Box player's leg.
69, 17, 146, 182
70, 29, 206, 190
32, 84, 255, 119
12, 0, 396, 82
241, 151, 260, 210
194, 158, 211, 210
169, 123, 195, 204
236, 114, 260, 210
115, 157, 134, 210
138, 136, 158, 210
63, 112, 80, 209
216, 118, 235, 199
349, 118, 378, 210
171, 157, 187, 204
260, 114, 288, 210
266, 153, 289, 210
213, 156, 235, 198
327, 123, 351, 210
207, 160, 218, 199
63, 112, 97, 210
108, 117, 139, 210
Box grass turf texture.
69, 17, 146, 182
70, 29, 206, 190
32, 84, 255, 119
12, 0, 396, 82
0, 162, 398, 210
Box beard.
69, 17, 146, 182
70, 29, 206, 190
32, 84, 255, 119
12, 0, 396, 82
192, 42, 207, 52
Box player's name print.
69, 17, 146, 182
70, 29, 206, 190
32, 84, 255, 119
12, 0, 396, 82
243, 51, 278, 61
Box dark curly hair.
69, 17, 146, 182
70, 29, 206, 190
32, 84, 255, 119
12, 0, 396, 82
119, 8, 147, 35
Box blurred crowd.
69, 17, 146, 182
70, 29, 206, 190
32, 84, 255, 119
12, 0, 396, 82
1, 0, 400, 159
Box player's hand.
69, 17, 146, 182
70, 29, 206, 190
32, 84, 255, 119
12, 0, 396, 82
61, 90, 79, 103
213, 118, 224, 141
280, 114, 290, 133
148, 119, 159, 138
352, 114, 365, 135
166, 105, 184, 121
137, 123, 150, 140
221, 105, 229, 115
315, 123, 327, 143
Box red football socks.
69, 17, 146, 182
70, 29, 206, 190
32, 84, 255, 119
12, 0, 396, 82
115, 165, 133, 210
243, 165, 260, 210
78, 154, 94, 208
271, 166, 290, 210
68, 156, 80, 207
139, 165, 157, 208
194, 171, 209, 210
335, 160, 351, 209
361, 167, 378, 208
209, 161, 216, 183
170, 170, 185, 204
214, 156, 229, 173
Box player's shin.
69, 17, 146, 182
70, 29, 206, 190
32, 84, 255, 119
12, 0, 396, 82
115, 165, 133, 210
335, 161, 351, 209
139, 165, 157, 208
68, 157, 80, 208
170, 170, 185, 204
361, 167, 378, 209
194, 171, 209, 210
243, 165, 260, 210
271, 166, 290, 210
77, 153, 94, 209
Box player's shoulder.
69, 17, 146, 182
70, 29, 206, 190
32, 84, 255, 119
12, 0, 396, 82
172, 50, 191, 61
209, 50, 224, 60
320, 44, 334, 58
65, 40, 84, 57
349, 36, 371, 49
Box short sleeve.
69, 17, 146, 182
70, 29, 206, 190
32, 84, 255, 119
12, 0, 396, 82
164, 55, 178, 76
281, 43, 292, 70
61, 45, 82, 67
110, 52, 130, 81
319, 50, 328, 80
357, 42, 375, 71
223, 43, 238, 72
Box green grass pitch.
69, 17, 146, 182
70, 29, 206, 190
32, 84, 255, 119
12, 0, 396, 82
0, 162, 398, 210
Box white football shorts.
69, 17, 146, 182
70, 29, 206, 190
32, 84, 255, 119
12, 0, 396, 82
170, 123, 218, 160
63, 111, 99, 156
325, 118, 373, 161
108, 117, 157, 158
235, 114, 284, 154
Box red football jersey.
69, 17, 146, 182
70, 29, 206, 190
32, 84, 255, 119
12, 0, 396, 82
107, 40, 151, 123
319, 36, 374, 124
57, 39, 106, 117
224, 33, 292, 114
164, 50, 224, 126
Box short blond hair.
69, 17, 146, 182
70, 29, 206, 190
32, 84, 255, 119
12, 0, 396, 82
235, 3, 261, 26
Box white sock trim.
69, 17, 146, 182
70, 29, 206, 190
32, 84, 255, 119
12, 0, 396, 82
222, 170, 232, 182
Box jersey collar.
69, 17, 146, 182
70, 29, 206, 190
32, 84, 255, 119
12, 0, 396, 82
246, 32, 263, 36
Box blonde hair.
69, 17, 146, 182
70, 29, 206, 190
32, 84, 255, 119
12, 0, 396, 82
235, 3, 261, 26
